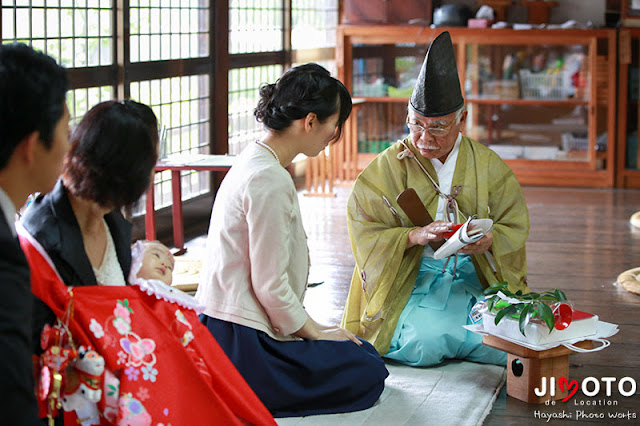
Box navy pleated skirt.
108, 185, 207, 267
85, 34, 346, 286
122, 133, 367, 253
199, 315, 388, 418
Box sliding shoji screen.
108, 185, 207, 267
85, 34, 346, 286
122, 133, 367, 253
129, 1, 209, 62
292, 0, 338, 50
1, 0, 215, 218
128, 1, 212, 211
228, 0, 339, 155
228, 0, 283, 155
1, 1, 115, 121
292, 0, 338, 74
228, 65, 283, 155
131, 75, 211, 209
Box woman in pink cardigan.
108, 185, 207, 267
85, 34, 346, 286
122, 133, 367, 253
196, 63, 388, 418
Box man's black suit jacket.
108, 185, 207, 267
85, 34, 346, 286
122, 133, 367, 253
0, 208, 40, 425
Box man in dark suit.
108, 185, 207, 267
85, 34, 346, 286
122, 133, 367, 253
0, 43, 69, 425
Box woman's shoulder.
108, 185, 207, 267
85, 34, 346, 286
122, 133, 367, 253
241, 166, 296, 208
215, 148, 295, 213
237, 147, 295, 193
21, 190, 61, 249
22, 179, 67, 217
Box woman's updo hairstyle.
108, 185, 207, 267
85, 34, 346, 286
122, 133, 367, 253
254, 63, 352, 142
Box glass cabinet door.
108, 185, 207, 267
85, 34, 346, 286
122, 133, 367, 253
617, 29, 640, 187
337, 26, 616, 187
463, 43, 608, 166
350, 42, 434, 156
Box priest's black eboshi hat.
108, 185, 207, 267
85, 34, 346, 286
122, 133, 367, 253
409, 31, 464, 117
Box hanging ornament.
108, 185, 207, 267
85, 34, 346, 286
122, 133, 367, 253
36, 291, 78, 425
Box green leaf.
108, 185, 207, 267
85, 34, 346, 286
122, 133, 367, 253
538, 302, 555, 332
487, 296, 496, 312
483, 281, 507, 295
483, 288, 496, 296
501, 289, 516, 298
494, 300, 512, 310
495, 304, 517, 325
555, 289, 567, 301
520, 293, 538, 300
539, 294, 558, 301
518, 303, 533, 336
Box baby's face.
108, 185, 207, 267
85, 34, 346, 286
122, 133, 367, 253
139, 242, 175, 285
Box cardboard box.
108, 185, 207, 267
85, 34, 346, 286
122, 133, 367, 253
468, 18, 491, 28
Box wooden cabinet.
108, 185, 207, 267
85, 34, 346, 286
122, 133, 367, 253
621, 0, 640, 26
617, 28, 640, 188
336, 26, 617, 188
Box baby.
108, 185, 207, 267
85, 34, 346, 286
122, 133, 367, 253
129, 240, 204, 314
135, 240, 175, 285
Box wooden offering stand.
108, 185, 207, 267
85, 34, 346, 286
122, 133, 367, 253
483, 335, 592, 403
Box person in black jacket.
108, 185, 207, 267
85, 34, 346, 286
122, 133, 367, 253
0, 43, 69, 426
21, 100, 158, 355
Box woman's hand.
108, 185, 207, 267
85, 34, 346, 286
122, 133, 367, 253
459, 230, 493, 255
316, 327, 362, 345
293, 316, 362, 345
406, 220, 453, 249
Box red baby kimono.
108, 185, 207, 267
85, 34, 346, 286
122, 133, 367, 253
18, 227, 275, 426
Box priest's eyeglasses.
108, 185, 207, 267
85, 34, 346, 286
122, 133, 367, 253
406, 109, 464, 137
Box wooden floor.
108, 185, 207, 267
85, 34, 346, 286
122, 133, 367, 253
296, 184, 640, 425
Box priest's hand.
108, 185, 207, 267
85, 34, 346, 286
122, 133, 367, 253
459, 231, 493, 254
406, 221, 453, 249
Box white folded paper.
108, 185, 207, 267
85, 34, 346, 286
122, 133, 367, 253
481, 311, 598, 345
464, 320, 619, 352
433, 216, 493, 260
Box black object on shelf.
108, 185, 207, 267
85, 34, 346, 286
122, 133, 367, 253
433, 4, 474, 27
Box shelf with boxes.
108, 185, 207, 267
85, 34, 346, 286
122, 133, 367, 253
336, 26, 617, 188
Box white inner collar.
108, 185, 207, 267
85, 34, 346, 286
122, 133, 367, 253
430, 132, 462, 221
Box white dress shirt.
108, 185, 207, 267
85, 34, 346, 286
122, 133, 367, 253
0, 186, 17, 238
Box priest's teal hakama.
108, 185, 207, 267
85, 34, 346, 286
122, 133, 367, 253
386, 254, 506, 366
